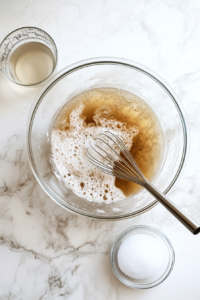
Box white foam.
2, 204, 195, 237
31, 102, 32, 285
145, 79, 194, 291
97, 209, 105, 214
113, 208, 121, 212
51, 103, 138, 203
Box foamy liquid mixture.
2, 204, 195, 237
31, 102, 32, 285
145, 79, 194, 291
50, 88, 164, 203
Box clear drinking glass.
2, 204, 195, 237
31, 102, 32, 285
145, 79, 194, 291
0, 27, 57, 86
26, 57, 188, 219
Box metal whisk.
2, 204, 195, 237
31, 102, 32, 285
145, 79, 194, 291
86, 131, 200, 235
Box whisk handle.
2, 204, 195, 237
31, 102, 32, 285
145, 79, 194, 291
144, 182, 200, 235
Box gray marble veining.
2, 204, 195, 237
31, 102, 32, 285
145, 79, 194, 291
1, 0, 200, 299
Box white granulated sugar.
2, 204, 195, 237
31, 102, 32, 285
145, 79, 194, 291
117, 234, 164, 279
51, 103, 138, 203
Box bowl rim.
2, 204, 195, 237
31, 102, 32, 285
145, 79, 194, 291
26, 57, 188, 220
110, 225, 175, 289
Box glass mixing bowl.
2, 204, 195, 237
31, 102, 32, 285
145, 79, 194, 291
26, 57, 188, 219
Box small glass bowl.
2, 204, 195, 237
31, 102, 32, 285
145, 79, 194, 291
110, 225, 175, 289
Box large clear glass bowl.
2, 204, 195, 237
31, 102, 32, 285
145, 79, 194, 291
26, 57, 188, 219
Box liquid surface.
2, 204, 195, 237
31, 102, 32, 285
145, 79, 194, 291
51, 88, 164, 203
10, 42, 55, 84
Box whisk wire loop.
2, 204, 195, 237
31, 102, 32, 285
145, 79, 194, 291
94, 138, 139, 180
97, 132, 145, 182
86, 131, 200, 235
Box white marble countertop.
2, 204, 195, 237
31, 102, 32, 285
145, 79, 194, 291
1, 0, 200, 299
